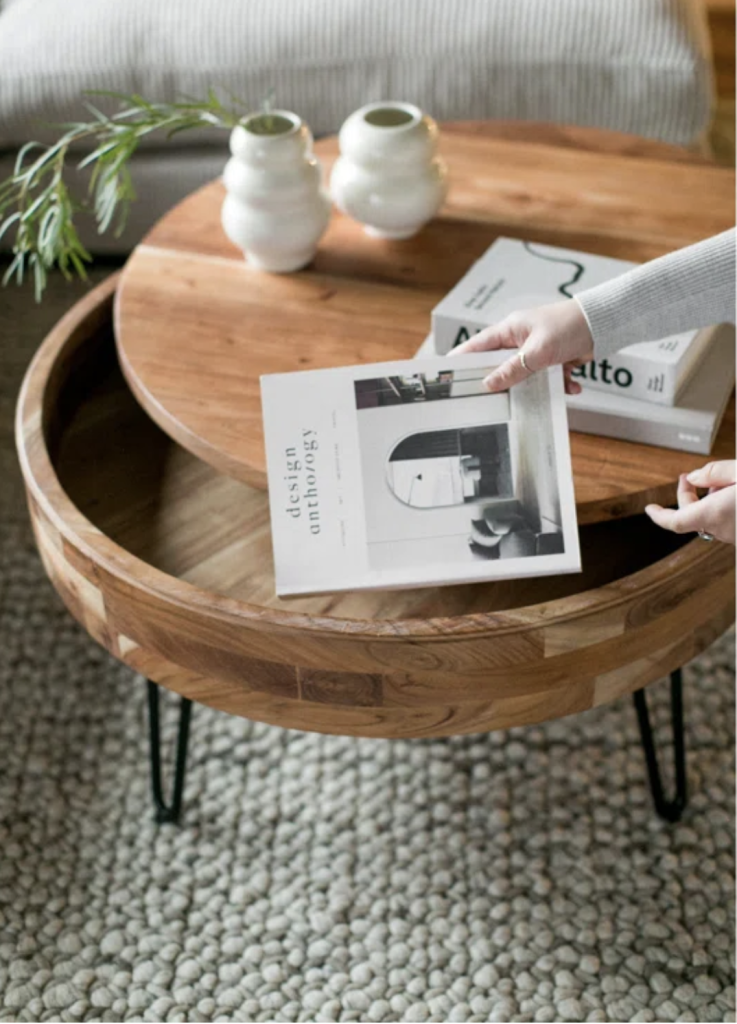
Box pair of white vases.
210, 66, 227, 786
221, 103, 448, 273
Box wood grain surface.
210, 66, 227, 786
16, 276, 736, 738
114, 122, 736, 522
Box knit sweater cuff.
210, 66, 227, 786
574, 229, 736, 357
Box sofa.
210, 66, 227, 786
0, 0, 715, 252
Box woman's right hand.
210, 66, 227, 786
449, 298, 595, 394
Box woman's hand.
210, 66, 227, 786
645, 461, 736, 544
448, 299, 595, 394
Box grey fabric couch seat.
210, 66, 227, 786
0, 0, 715, 251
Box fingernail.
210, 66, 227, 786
483, 376, 496, 392
686, 471, 699, 482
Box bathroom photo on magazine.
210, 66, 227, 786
261, 352, 580, 596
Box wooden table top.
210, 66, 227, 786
115, 121, 736, 524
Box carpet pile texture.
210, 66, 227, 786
0, 271, 734, 1023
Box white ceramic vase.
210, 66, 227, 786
221, 110, 331, 272
330, 101, 448, 239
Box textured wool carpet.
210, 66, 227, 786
0, 270, 735, 1024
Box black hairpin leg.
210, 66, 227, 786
632, 669, 687, 823
147, 680, 192, 824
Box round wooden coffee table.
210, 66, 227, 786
17, 122, 736, 823
114, 121, 736, 521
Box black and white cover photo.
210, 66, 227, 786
261, 352, 580, 596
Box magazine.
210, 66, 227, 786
261, 352, 581, 597
431, 237, 711, 405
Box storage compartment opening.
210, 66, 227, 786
50, 326, 690, 622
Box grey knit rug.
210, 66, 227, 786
0, 271, 735, 1024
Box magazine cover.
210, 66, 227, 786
261, 352, 581, 597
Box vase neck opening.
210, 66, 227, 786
242, 112, 300, 137
363, 104, 420, 129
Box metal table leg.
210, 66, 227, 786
147, 680, 192, 824
632, 669, 687, 823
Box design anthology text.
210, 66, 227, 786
284, 429, 321, 534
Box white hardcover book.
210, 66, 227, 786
431, 237, 711, 405
565, 324, 735, 455
261, 352, 581, 597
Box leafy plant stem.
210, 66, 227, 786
0, 90, 248, 299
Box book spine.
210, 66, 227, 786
566, 405, 712, 454
569, 354, 679, 406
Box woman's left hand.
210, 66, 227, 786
645, 460, 736, 544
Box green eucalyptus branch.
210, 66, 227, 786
0, 89, 247, 300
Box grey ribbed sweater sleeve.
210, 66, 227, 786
574, 229, 736, 356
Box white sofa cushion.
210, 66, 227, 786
0, 0, 714, 148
